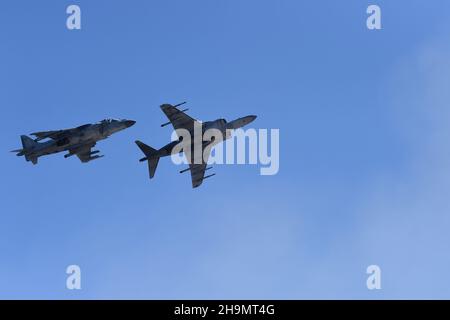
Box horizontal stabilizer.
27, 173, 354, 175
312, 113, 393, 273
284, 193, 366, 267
135, 140, 158, 158
147, 157, 159, 179
135, 140, 160, 179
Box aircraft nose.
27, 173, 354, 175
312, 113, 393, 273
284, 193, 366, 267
247, 115, 257, 123
124, 120, 136, 128
227, 115, 257, 130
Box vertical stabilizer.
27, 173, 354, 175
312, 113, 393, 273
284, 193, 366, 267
20, 135, 39, 164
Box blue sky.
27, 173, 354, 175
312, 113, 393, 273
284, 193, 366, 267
1, 0, 450, 299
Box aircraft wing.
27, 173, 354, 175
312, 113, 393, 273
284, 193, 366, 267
30, 130, 67, 141
67, 142, 103, 163
160, 104, 200, 134
188, 144, 215, 188
31, 124, 90, 141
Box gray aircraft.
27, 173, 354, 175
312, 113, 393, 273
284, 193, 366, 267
135, 102, 256, 188
11, 118, 136, 164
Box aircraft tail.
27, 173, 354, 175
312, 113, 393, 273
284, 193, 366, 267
18, 135, 38, 164
135, 140, 160, 179
21, 135, 37, 149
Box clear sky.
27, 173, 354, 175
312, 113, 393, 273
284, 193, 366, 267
1, 0, 450, 299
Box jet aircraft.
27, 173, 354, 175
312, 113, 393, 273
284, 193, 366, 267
135, 102, 256, 188
11, 118, 136, 164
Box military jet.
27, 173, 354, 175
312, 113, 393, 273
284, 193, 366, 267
11, 118, 136, 164
135, 102, 256, 188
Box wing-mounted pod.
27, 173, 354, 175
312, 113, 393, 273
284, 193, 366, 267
79, 152, 104, 163
86, 154, 104, 162
193, 173, 216, 187
179, 166, 212, 174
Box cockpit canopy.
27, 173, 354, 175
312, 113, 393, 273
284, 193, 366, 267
100, 118, 121, 124
203, 118, 227, 131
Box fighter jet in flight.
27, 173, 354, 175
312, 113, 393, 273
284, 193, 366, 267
11, 118, 136, 164
135, 102, 256, 188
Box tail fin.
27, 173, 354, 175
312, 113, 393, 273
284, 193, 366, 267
20, 135, 38, 164
135, 140, 160, 179
21, 135, 37, 149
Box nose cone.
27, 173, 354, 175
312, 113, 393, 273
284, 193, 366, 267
227, 115, 257, 130
124, 120, 136, 128
238, 115, 257, 127
246, 115, 257, 124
